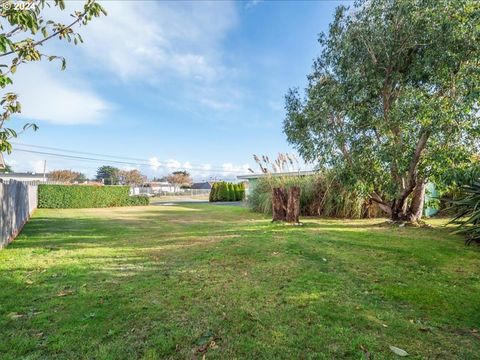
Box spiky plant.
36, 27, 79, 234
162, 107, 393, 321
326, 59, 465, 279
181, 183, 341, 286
448, 181, 480, 245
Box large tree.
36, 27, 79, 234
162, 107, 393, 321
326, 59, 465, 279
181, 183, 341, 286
284, 0, 480, 222
118, 169, 146, 186
0, 0, 106, 159
166, 170, 192, 191
96, 165, 119, 185
49, 169, 85, 183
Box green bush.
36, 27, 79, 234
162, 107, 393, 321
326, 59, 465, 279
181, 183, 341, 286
233, 184, 240, 201
218, 182, 228, 201
208, 182, 240, 202
209, 183, 217, 202
228, 183, 235, 201
238, 183, 245, 201
38, 185, 149, 208
125, 195, 149, 206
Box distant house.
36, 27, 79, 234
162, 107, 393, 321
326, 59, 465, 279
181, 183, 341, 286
237, 170, 317, 196
191, 182, 213, 190
144, 181, 176, 193
0, 172, 47, 183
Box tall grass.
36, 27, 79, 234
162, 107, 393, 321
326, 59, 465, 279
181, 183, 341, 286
248, 173, 382, 219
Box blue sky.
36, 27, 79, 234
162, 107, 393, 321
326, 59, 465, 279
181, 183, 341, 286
6, 0, 346, 180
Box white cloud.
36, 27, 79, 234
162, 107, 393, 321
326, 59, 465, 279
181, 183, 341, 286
80, 1, 237, 81
13, 64, 109, 125
222, 162, 250, 175
245, 0, 263, 9
148, 157, 195, 173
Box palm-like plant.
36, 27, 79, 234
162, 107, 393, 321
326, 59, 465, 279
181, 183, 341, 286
449, 181, 480, 245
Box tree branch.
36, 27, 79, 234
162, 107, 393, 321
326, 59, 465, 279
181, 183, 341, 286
0, 13, 85, 58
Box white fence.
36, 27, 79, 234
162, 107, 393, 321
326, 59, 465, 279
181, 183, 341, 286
131, 187, 211, 197
0, 180, 38, 248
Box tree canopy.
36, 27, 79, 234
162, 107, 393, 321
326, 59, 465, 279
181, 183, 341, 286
96, 166, 119, 185
284, 0, 480, 221
166, 171, 192, 189
0, 0, 106, 154
118, 169, 146, 186
49, 169, 85, 183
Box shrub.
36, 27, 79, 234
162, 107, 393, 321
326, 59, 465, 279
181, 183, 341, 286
209, 183, 217, 202
214, 182, 222, 202
233, 184, 240, 201
448, 181, 480, 244
247, 173, 382, 219
216, 182, 227, 201
238, 182, 245, 201
38, 185, 149, 208
125, 195, 149, 206
227, 183, 235, 201
209, 182, 243, 202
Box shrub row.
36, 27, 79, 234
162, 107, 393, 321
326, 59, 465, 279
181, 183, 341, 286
247, 174, 383, 219
209, 182, 245, 202
38, 185, 149, 208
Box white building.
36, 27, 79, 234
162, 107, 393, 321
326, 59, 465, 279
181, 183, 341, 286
0, 172, 47, 183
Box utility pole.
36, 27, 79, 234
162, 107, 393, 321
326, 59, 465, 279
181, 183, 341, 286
43, 160, 47, 182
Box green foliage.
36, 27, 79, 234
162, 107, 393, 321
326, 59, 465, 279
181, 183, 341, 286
0, 163, 12, 173
248, 174, 380, 219
448, 181, 480, 244
227, 183, 235, 201
238, 182, 245, 201
0, 0, 106, 154
38, 185, 148, 208
209, 183, 218, 202
96, 166, 120, 185
284, 0, 480, 219
209, 182, 240, 202
218, 182, 229, 202
233, 184, 240, 201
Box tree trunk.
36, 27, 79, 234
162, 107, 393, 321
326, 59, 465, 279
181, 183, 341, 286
286, 186, 301, 224
406, 180, 426, 222
272, 187, 287, 221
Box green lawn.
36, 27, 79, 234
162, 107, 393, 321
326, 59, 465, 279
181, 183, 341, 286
0, 204, 479, 359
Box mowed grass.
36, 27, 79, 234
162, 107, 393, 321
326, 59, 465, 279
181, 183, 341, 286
0, 204, 479, 359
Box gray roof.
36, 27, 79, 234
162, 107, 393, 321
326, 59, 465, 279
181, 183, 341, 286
0, 172, 45, 178
191, 182, 212, 189
237, 170, 317, 180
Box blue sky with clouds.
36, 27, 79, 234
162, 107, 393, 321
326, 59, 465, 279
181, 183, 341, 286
6, 0, 346, 180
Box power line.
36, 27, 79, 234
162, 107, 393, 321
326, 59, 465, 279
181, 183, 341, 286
11, 141, 243, 172
10, 142, 148, 162
12, 148, 246, 174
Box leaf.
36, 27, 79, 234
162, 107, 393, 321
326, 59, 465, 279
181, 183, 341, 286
8, 312, 24, 320
57, 289, 74, 297
389, 345, 409, 357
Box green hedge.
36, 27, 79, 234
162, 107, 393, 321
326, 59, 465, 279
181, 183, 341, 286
209, 182, 244, 202
38, 185, 149, 208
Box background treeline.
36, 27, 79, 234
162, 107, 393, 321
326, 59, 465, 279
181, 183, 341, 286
38, 185, 149, 208
209, 182, 245, 202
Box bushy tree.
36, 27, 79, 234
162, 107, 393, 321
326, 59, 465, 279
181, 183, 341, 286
238, 182, 246, 201
209, 182, 218, 202
0, 0, 106, 155
284, 0, 480, 222
49, 169, 86, 183
166, 170, 192, 191
218, 182, 228, 201
96, 166, 120, 185
228, 183, 235, 201
118, 169, 146, 186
